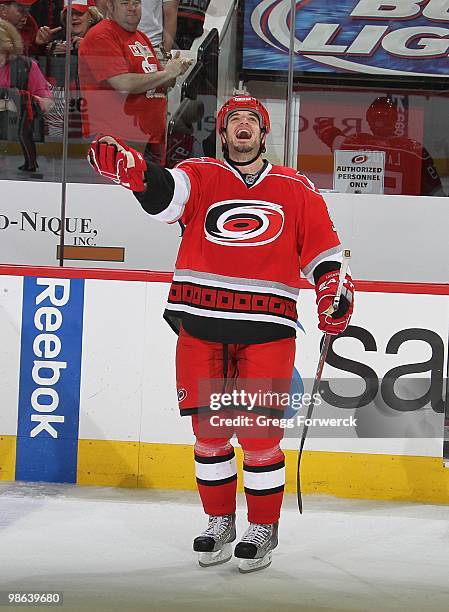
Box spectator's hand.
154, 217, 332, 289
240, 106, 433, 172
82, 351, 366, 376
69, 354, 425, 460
72, 36, 83, 49
165, 51, 193, 80
36, 26, 62, 46
33, 94, 54, 114
315, 270, 354, 334
49, 41, 67, 55
87, 136, 147, 192
72, 36, 83, 50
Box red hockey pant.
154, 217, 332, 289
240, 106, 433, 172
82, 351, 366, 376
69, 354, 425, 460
176, 327, 296, 524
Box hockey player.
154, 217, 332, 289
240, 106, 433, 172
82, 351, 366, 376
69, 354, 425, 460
315, 96, 444, 197
87, 95, 354, 573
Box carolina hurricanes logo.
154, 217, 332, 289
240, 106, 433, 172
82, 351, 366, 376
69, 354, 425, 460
204, 200, 285, 247
352, 154, 369, 164
177, 388, 187, 402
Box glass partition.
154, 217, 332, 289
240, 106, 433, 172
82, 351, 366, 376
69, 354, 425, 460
294, 87, 449, 197
62, 12, 223, 269
1, 0, 448, 279
0, 54, 63, 184
0, 0, 447, 462
0, 8, 63, 266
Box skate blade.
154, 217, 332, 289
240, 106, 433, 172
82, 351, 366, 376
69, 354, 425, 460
198, 543, 232, 567
238, 551, 272, 574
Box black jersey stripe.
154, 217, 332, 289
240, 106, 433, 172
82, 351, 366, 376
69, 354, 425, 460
196, 474, 238, 487
195, 452, 235, 465
244, 485, 285, 496
243, 461, 285, 474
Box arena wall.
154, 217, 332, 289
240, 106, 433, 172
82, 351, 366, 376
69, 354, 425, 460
0, 266, 447, 503
1, 180, 448, 283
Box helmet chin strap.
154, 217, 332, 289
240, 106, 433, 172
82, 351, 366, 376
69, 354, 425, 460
222, 134, 266, 168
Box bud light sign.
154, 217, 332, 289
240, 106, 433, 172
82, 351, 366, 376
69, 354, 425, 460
16, 277, 85, 483
243, 0, 449, 77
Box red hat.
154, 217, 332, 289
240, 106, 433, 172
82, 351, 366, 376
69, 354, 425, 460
217, 95, 271, 135
63, 0, 95, 12
0, 0, 38, 6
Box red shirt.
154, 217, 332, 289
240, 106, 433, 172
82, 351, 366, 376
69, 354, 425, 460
78, 19, 166, 143
20, 14, 39, 56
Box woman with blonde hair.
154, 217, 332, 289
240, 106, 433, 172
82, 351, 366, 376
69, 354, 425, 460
0, 17, 52, 171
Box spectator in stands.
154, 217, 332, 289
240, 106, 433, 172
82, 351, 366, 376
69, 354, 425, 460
0, 0, 61, 55
176, 0, 209, 50
315, 96, 445, 196
29, 0, 63, 29
78, 0, 191, 165
140, 0, 178, 64
47, 0, 102, 54
44, 0, 103, 140
0, 17, 52, 171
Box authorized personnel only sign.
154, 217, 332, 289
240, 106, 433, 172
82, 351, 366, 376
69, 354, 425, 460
333, 150, 385, 194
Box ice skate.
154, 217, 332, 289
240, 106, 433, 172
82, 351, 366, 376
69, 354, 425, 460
234, 522, 278, 573
193, 514, 236, 567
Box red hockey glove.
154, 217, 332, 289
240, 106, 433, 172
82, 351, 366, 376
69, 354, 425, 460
87, 135, 147, 192
315, 270, 354, 335
313, 119, 343, 149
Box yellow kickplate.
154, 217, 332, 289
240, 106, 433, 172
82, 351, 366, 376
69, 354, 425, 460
0, 436, 16, 481
77, 439, 139, 488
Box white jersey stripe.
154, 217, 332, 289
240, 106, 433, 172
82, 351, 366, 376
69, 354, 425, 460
195, 456, 237, 482
302, 247, 344, 283
166, 303, 298, 328
150, 168, 191, 223
243, 466, 285, 491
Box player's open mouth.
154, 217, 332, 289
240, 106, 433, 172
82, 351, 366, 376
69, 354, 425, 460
236, 129, 252, 140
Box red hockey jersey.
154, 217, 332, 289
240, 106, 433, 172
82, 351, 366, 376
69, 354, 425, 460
155, 158, 343, 343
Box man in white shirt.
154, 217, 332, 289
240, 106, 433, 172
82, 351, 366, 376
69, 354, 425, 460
140, 0, 178, 62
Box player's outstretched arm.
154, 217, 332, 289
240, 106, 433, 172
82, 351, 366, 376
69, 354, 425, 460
88, 136, 189, 223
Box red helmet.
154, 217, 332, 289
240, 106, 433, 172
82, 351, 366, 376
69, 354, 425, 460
217, 95, 270, 135
366, 97, 398, 137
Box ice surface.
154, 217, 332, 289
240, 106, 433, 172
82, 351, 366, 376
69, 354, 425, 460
0, 482, 449, 611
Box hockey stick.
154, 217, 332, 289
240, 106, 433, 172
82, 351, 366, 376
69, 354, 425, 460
297, 249, 351, 513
